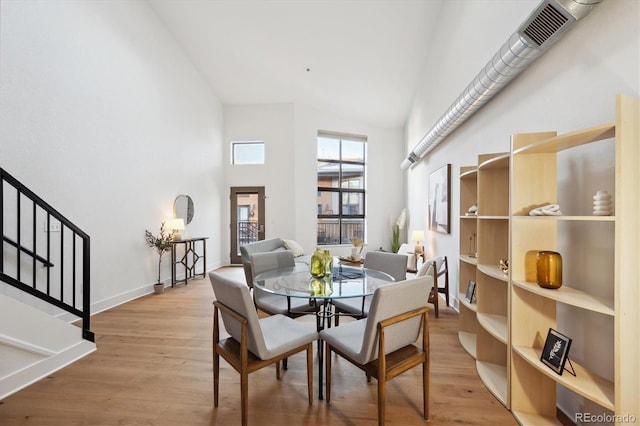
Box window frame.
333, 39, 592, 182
231, 141, 265, 165
316, 132, 366, 246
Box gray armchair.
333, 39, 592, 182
319, 277, 430, 425
209, 272, 318, 426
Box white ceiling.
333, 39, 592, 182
148, 0, 445, 128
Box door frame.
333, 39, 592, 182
230, 186, 265, 264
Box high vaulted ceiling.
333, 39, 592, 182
148, 0, 445, 128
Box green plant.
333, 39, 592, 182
145, 222, 173, 284
391, 224, 400, 253
391, 208, 406, 253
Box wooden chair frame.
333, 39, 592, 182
212, 301, 313, 426
325, 306, 430, 426
436, 255, 450, 307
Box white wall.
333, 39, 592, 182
223, 103, 405, 261
404, 0, 639, 419
406, 0, 638, 306
0, 0, 225, 312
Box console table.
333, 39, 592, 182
170, 237, 208, 287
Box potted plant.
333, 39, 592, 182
391, 208, 407, 253
145, 222, 173, 294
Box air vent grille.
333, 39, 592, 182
522, 3, 569, 46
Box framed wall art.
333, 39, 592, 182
428, 163, 451, 234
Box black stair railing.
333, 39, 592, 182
1, 167, 94, 342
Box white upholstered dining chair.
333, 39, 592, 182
250, 250, 318, 317
320, 276, 430, 425
332, 251, 407, 324
209, 271, 318, 426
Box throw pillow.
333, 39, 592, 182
282, 239, 305, 257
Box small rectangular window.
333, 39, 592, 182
232, 141, 265, 164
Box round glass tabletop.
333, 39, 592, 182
253, 264, 395, 299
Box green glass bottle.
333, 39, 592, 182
310, 248, 326, 278
323, 249, 333, 276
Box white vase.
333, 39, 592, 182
592, 190, 612, 216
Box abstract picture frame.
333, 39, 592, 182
540, 328, 575, 376
428, 163, 451, 234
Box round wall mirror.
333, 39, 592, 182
173, 194, 195, 225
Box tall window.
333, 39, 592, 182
316, 132, 366, 245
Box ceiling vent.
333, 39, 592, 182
401, 0, 603, 170
522, 2, 571, 47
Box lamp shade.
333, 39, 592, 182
411, 230, 425, 243
169, 218, 185, 231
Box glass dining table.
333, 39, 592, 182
253, 263, 395, 400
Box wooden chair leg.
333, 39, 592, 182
377, 369, 386, 426
434, 286, 439, 318
325, 342, 332, 403
213, 307, 220, 407
307, 344, 313, 405
213, 351, 219, 407
443, 256, 450, 307
423, 359, 429, 421
241, 370, 248, 426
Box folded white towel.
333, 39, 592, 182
529, 204, 562, 216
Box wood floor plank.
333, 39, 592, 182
0, 266, 516, 425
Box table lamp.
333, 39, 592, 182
412, 230, 425, 256
169, 218, 185, 241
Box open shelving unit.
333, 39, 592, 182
458, 166, 478, 359
457, 95, 638, 424
509, 94, 639, 424
475, 152, 510, 408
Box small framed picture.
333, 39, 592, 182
540, 328, 574, 376
465, 280, 476, 303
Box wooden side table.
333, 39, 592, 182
170, 237, 208, 287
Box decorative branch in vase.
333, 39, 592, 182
145, 222, 173, 294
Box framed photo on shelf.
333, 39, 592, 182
464, 280, 476, 303
428, 163, 451, 234
540, 328, 574, 376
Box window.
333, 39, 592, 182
316, 132, 366, 245
231, 141, 264, 164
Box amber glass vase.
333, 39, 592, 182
536, 251, 562, 289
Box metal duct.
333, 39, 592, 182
400, 0, 604, 170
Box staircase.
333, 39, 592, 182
1, 167, 96, 400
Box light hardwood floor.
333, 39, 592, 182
0, 266, 516, 425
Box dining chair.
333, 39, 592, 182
250, 251, 319, 317
434, 256, 450, 307
209, 271, 318, 426
333, 251, 407, 324
416, 259, 439, 318
320, 277, 430, 426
